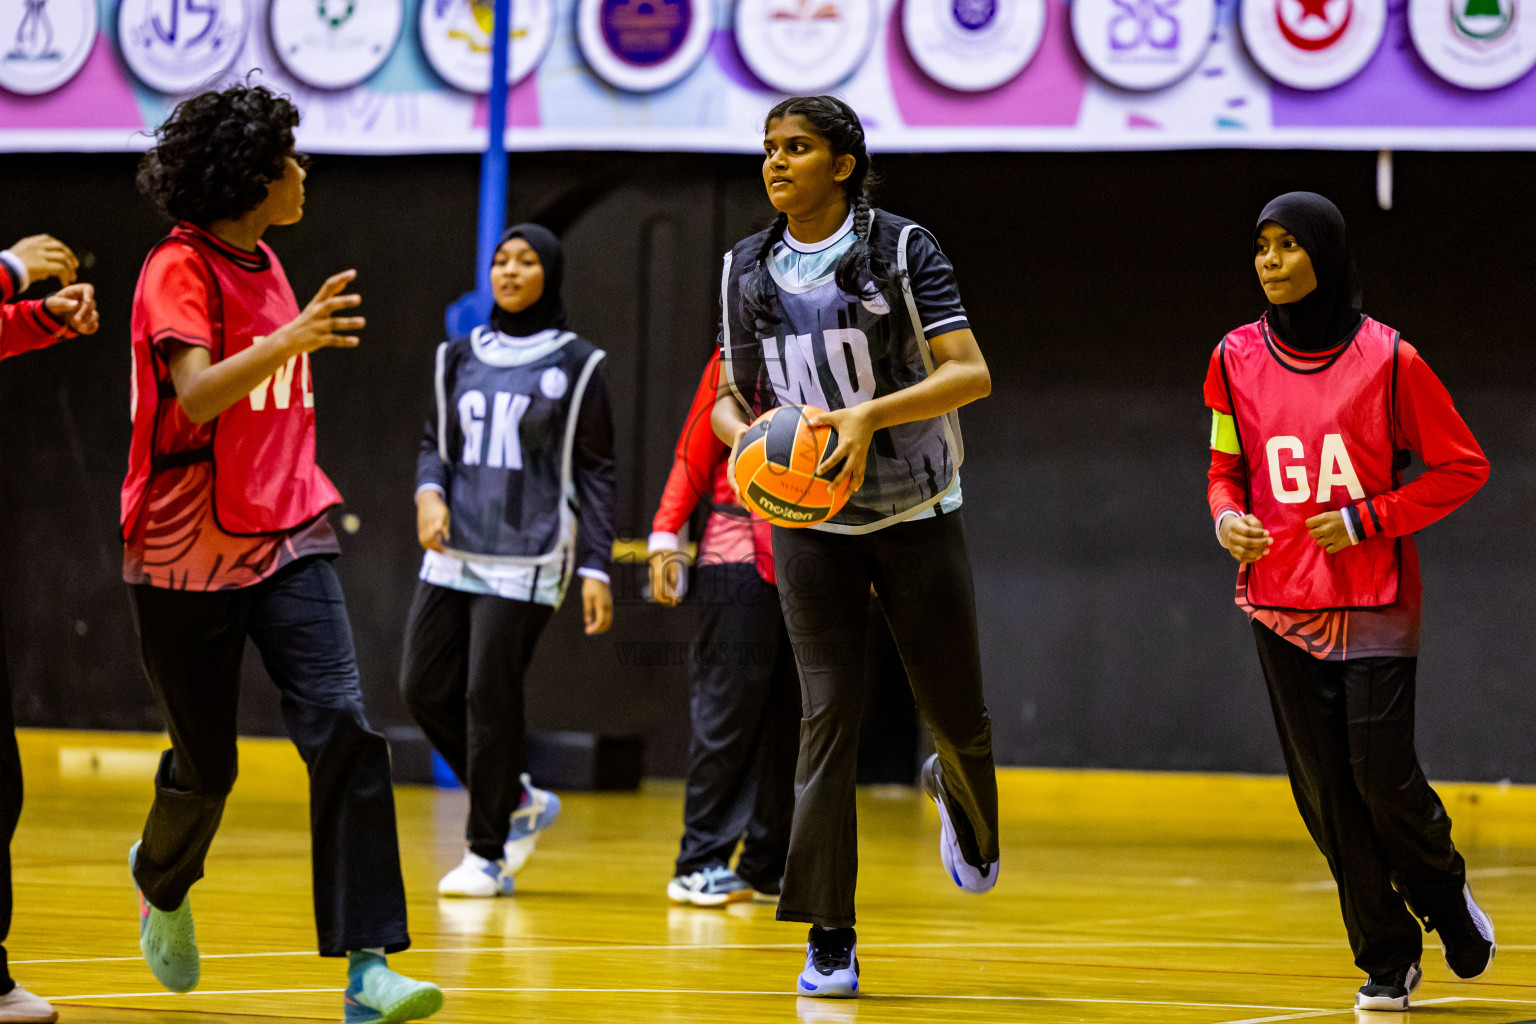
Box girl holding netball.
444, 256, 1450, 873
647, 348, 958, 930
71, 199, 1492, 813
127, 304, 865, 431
123, 85, 440, 1024
1206, 192, 1493, 1011
711, 95, 1000, 997
401, 224, 615, 898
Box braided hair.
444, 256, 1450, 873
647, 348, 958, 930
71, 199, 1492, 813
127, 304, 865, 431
742, 96, 888, 330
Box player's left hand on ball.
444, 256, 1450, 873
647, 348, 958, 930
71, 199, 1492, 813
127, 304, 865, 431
811, 405, 874, 493
46, 283, 98, 335
1305, 510, 1354, 554
582, 576, 613, 635
724, 424, 749, 503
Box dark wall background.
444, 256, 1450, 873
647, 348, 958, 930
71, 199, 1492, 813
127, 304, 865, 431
1, 149, 1531, 780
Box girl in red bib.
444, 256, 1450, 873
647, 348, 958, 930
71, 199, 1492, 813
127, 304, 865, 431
121, 86, 440, 1024
1205, 192, 1492, 1012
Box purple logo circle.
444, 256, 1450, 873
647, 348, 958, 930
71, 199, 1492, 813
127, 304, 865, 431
952, 0, 997, 30
600, 0, 691, 66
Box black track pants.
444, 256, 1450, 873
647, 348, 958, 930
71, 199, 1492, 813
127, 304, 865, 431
0, 608, 18, 993
400, 581, 552, 863
673, 562, 799, 888
771, 510, 999, 928
130, 556, 410, 957
1253, 620, 1467, 974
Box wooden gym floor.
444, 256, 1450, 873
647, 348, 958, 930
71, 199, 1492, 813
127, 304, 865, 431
10, 729, 1536, 1023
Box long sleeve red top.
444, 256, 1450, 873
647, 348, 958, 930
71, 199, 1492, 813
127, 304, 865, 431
1204, 339, 1488, 539
649, 350, 774, 584
0, 264, 75, 360
1203, 334, 1488, 660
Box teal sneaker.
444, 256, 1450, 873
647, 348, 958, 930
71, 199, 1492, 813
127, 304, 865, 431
129, 841, 200, 993
343, 956, 444, 1024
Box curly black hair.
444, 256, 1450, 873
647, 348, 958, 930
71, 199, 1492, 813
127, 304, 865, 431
137, 85, 306, 226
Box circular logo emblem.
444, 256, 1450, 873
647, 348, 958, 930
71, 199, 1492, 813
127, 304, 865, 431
735, 0, 879, 93
577, 0, 713, 91
420, 0, 556, 93
1409, 0, 1536, 89
1071, 0, 1217, 89
118, 0, 249, 94
270, 0, 404, 90
539, 366, 569, 400
0, 0, 98, 96
1240, 0, 1387, 89
902, 0, 1046, 91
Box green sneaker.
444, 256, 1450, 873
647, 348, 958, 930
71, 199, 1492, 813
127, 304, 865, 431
343, 957, 443, 1024
129, 841, 200, 993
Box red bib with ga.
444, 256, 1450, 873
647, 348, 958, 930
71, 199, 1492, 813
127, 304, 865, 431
122, 225, 341, 537
1219, 316, 1401, 610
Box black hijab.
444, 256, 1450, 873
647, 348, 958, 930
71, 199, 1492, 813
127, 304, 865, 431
1256, 191, 1362, 352
488, 223, 568, 337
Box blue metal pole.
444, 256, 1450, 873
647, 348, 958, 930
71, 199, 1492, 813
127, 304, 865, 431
476, 0, 512, 295
447, 0, 513, 336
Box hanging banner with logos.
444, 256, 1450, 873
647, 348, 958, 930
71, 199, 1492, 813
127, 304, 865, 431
0, 0, 1533, 152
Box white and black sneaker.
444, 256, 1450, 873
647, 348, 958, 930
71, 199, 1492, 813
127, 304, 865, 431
796, 926, 859, 998
920, 753, 998, 894
1356, 960, 1421, 1011
1429, 883, 1496, 979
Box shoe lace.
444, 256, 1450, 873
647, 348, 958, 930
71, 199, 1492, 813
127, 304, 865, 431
700, 866, 736, 888
810, 932, 853, 974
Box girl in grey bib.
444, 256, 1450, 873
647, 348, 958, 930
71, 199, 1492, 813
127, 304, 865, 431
713, 96, 1002, 999
402, 224, 616, 898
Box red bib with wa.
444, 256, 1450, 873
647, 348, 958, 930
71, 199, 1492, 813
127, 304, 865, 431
122, 226, 341, 537
1219, 316, 1401, 610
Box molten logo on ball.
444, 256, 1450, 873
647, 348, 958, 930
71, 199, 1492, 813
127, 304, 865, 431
732, 405, 854, 528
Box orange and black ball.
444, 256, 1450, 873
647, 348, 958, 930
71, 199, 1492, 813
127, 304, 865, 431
732, 405, 854, 528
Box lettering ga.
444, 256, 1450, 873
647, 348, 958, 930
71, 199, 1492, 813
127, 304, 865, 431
1265, 433, 1365, 504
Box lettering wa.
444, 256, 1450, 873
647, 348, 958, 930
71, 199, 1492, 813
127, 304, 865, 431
248, 348, 314, 411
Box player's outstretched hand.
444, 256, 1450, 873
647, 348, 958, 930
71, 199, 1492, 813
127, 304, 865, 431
1305, 510, 1354, 554
582, 576, 613, 635
276, 270, 364, 354
10, 234, 79, 287
811, 405, 873, 493
1219, 513, 1272, 563
45, 283, 98, 335
416, 489, 450, 553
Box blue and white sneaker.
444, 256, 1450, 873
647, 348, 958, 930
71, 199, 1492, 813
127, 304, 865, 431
796, 926, 859, 998
666, 865, 753, 907
921, 753, 999, 894
436, 851, 514, 898
503, 773, 560, 875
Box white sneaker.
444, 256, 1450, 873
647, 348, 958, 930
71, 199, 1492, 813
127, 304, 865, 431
1355, 960, 1421, 1011
920, 753, 999, 894
666, 865, 753, 907
503, 773, 561, 875
0, 985, 58, 1023
437, 851, 514, 898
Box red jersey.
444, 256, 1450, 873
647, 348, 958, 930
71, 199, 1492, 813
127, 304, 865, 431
121, 225, 339, 591
1218, 317, 1402, 610
649, 350, 774, 584
1205, 318, 1488, 659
